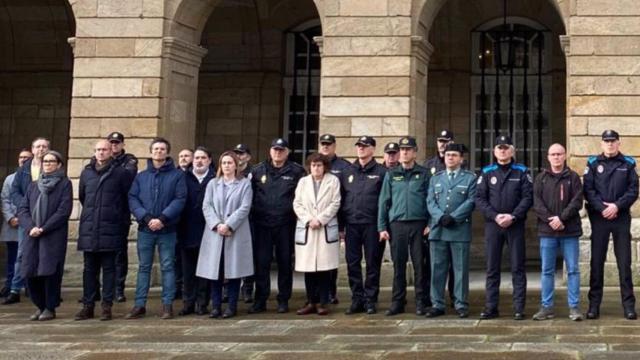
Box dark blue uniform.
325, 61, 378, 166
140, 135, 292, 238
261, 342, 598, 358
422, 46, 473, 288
475, 161, 533, 315
328, 155, 350, 301
584, 153, 639, 312
340, 159, 387, 309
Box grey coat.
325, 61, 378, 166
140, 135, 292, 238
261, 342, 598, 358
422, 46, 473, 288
196, 177, 254, 280
1, 173, 18, 242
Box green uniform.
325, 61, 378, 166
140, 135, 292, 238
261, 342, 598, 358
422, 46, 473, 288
377, 164, 430, 232
426, 168, 477, 311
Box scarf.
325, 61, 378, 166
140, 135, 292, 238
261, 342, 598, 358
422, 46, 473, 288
33, 169, 65, 227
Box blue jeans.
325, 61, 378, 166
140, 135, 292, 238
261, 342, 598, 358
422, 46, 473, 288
10, 228, 25, 293
134, 231, 176, 307
540, 236, 580, 308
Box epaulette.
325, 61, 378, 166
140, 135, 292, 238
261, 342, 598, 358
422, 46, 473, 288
624, 156, 636, 165
587, 156, 597, 165
461, 169, 476, 176
511, 163, 527, 172
434, 170, 446, 177
481, 164, 498, 174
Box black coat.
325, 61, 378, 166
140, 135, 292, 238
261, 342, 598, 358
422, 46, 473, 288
583, 153, 639, 215
475, 161, 534, 223
250, 160, 306, 227
78, 159, 134, 252
178, 166, 216, 248
339, 159, 387, 225
17, 178, 73, 278
533, 167, 583, 237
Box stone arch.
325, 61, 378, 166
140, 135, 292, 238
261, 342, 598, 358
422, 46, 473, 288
0, 0, 75, 177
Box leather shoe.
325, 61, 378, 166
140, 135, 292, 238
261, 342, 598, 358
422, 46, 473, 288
2, 292, 20, 305
74, 304, 95, 321
100, 304, 112, 321
317, 305, 329, 316
0, 286, 9, 298
29, 310, 42, 321
513, 312, 526, 321
345, 302, 365, 315
586, 307, 599, 320
277, 302, 289, 314
196, 305, 209, 316
479, 309, 499, 320
457, 309, 469, 318
248, 303, 266, 314
161, 304, 174, 320
296, 303, 316, 315
116, 295, 127, 303
329, 296, 339, 305
385, 304, 405, 316
209, 308, 222, 318
124, 306, 146, 320
38, 309, 56, 321
222, 308, 237, 319
425, 308, 445, 318
415, 303, 428, 316
365, 303, 377, 315
624, 309, 637, 320
178, 305, 195, 316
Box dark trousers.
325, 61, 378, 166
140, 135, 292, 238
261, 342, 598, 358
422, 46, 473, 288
484, 221, 527, 313
253, 223, 294, 304
115, 238, 128, 296
345, 223, 385, 304
82, 251, 117, 305
389, 220, 430, 306
27, 265, 63, 312
211, 244, 240, 310
4, 242, 18, 289
181, 245, 210, 308
304, 271, 331, 305
329, 269, 338, 299
588, 212, 635, 309
175, 241, 183, 296
446, 249, 456, 303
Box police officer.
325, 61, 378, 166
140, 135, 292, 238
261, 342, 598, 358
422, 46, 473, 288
318, 133, 350, 304
249, 138, 306, 314
424, 129, 458, 307
425, 143, 476, 318
584, 129, 639, 320
340, 136, 387, 315
383, 142, 400, 169
378, 136, 431, 316
475, 135, 533, 320
233, 143, 254, 303
107, 132, 138, 303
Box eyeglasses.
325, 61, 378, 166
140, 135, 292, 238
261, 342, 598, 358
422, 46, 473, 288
42, 160, 59, 164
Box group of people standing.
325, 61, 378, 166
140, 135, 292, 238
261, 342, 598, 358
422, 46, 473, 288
1, 128, 638, 322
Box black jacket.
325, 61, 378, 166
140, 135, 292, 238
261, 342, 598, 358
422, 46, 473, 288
112, 152, 138, 179
533, 167, 583, 237
250, 159, 306, 227
329, 155, 351, 176
423, 154, 445, 176
339, 159, 387, 225
475, 161, 534, 223
78, 158, 134, 252
583, 153, 639, 215
10, 158, 34, 207
178, 166, 216, 248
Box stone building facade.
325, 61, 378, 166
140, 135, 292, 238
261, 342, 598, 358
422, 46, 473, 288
1, 0, 639, 286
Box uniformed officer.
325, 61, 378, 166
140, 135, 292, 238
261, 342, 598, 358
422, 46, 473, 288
423, 129, 458, 307
233, 143, 254, 303
318, 133, 350, 304
378, 136, 431, 316
425, 143, 476, 318
107, 132, 138, 303
383, 142, 400, 169
584, 129, 639, 320
475, 135, 533, 320
249, 138, 306, 314
340, 136, 387, 315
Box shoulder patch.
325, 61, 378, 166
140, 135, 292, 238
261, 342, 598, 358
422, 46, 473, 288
624, 156, 636, 165
587, 156, 597, 165
511, 163, 527, 172
434, 170, 445, 177
481, 164, 498, 174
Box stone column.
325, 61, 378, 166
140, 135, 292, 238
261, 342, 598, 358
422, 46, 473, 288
65, 0, 166, 286
566, 1, 640, 286
409, 35, 434, 159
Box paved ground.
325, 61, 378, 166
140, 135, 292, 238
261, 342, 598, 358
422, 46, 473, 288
0, 286, 639, 360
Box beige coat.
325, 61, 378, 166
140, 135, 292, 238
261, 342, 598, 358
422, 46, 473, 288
293, 173, 341, 272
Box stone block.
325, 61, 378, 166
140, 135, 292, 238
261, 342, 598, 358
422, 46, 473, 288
76, 18, 163, 38
388, 0, 411, 16
67, 158, 91, 177
142, 78, 161, 97
323, 57, 410, 77
324, 0, 340, 15
142, 0, 164, 17
95, 39, 136, 57
339, 0, 387, 16
570, 136, 640, 157
69, 0, 98, 17
324, 17, 411, 36
382, 117, 409, 136
571, 37, 640, 56
73, 38, 96, 57
570, 57, 640, 76
570, 76, 640, 96
322, 97, 410, 117
71, 98, 160, 118
323, 36, 411, 56
351, 117, 382, 136
567, 117, 588, 135
570, 17, 640, 36
135, 39, 163, 57
570, 96, 640, 116
579, 240, 590, 262
568, 155, 587, 171
74, 58, 161, 78
91, 78, 144, 97
72, 79, 92, 97
97, 0, 143, 17
576, 0, 640, 16
588, 117, 640, 136
319, 117, 352, 136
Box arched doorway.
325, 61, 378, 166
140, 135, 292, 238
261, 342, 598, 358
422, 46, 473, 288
0, 0, 75, 178
420, 0, 567, 269
195, 0, 322, 162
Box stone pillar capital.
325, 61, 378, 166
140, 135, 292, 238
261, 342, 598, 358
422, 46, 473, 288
411, 36, 435, 64
313, 36, 324, 56
162, 37, 209, 67
559, 35, 570, 55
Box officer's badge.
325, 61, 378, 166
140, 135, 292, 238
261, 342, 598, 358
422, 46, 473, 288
431, 167, 436, 174
348, 175, 354, 183
401, 138, 409, 145
260, 175, 267, 184
277, 139, 283, 145
360, 136, 367, 141
490, 176, 497, 185
477, 176, 483, 184
441, 131, 447, 136
501, 136, 505, 141
415, 174, 420, 179
323, 135, 330, 140
584, 167, 589, 175
389, 144, 395, 149
597, 165, 604, 173
526, 174, 533, 183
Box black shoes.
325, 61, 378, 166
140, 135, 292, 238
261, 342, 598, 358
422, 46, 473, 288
345, 302, 365, 315
277, 302, 289, 314
457, 309, 469, 318
513, 312, 526, 321
248, 302, 267, 314
116, 294, 127, 303
209, 307, 222, 318
479, 308, 499, 320
178, 305, 195, 316
74, 304, 95, 321
425, 308, 445, 318
586, 307, 599, 320
365, 303, 377, 315
196, 305, 209, 316
0, 287, 10, 298
329, 296, 339, 305
1, 292, 20, 305
624, 308, 637, 320
415, 303, 428, 316
385, 303, 405, 316
222, 308, 237, 319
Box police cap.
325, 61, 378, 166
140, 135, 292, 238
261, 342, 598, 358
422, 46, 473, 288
319, 134, 336, 145
602, 129, 620, 141
270, 138, 289, 149
355, 136, 376, 147
384, 142, 399, 153
398, 136, 417, 149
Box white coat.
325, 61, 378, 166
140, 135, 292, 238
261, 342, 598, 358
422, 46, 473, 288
293, 173, 341, 272
196, 177, 254, 280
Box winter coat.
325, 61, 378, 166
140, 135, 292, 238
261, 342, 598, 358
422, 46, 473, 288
196, 177, 254, 280
10, 158, 34, 207
475, 162, 533, 223
178, 166, 216, 248
78, 158, 133, 252
533, 167, 583, 237
128, 158, 187, 234
17, 178, 73, 278
1, 173, 18, 242
339, 159, 387, 225
293, 174, 341, 272
583, 153, 638, 215
250, 160, 306, 227
377, 164, 431, 232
